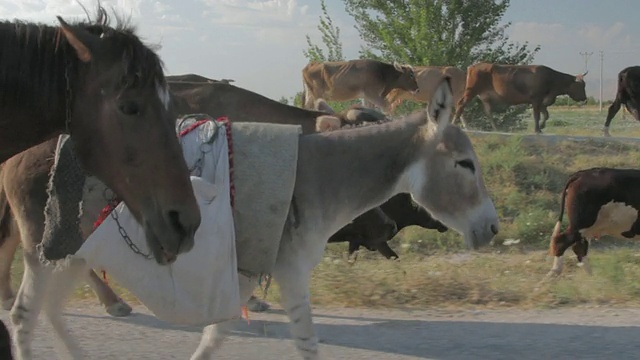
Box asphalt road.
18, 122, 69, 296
3, 304, 640, 359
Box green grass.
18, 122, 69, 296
512, 105, 640, 137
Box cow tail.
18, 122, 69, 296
549, 172, 581, 255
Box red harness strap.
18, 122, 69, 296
94, 116, 234, 284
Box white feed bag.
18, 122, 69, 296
75, 122, 240, 326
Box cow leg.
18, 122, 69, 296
532, 103, 543, 133
453, 91, 477, 128
481, 100, 497, 130
548, 230, 580, 276
540, 107, 550, 129
604, 99, 622, 137
571, 239, 592, 275
347, 239, 361, 263
376, 242, 399, 260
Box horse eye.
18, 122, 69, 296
119, 100, 140, 116
455, 159, 475, 173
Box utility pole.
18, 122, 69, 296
579, 51, 593, 72
599, 50, 604, 112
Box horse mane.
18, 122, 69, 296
0, 5, 165, 122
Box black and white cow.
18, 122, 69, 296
548, 167, 640, 275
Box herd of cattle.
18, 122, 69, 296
302, 59, 640, 137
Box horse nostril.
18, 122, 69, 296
167, 210, 187, 238
490, 224, 499, 235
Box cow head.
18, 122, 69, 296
393, 62, 420, 94
567, 70, 588, 102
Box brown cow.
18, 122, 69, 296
453, 63, 588, 133
301, 59, 419, 113
548, 167, 640, 276
603, 66, 640, 137
386, 66, 466, 113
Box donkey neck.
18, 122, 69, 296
295, 112, 427, 231
0, 22, 79, 163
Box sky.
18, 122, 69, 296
2, 0, 639, 102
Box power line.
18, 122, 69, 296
579, 51, 593, 72
599, 50, 604, 112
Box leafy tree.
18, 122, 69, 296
343, 0, 541, 131
278, 96, 290, 105
299, 0, 357, 110
303, 0, 344, 63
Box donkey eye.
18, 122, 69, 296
455, 159, 475, 173
119, 100, 141, 116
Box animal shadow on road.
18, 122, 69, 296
66, 310, 640, 359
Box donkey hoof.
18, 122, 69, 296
105, 298, 133, 317
1, 297, 15, 311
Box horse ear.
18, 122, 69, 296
426, 76, 454, 135
57, 16, 94, 63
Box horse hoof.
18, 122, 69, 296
1, 297, 14, 311
105, 298, 133, 317
247, 297, 270, 313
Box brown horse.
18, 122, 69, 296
0, 8, 200, 265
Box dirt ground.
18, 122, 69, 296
2, 304, 640, 359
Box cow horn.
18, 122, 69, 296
582, 70, 589, 77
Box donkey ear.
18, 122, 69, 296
57, 16, 95, 63
426, 76, 454, 134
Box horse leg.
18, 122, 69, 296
42, 262, 87, 359
86, 270, 132, 317
540, 107, 550, 129
190, 275, 258, 360
10, 252, 52, 360
0, 221, 20, 310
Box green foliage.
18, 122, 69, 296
278, 96, 290, 105
342, 0, 540, 130
303, 0, 344, 62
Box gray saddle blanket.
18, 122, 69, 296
40, 115, 301, 275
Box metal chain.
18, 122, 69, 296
102, 188, 153, 260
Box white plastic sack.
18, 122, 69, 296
75, 123, 240, 326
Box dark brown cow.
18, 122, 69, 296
548, 167, 640, 276
453, 63, 588, 132
603, 66, 640, 137
328, 193, 449, 260
301, 59, 419, 113
167, 74, 357, 134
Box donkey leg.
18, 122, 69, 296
190, 275, 258, 360
273, 261, 318, 360
86, 270, 132, 317
10, 253, 52, 360
43, 263, 88, 359
0, 222, 20, 310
